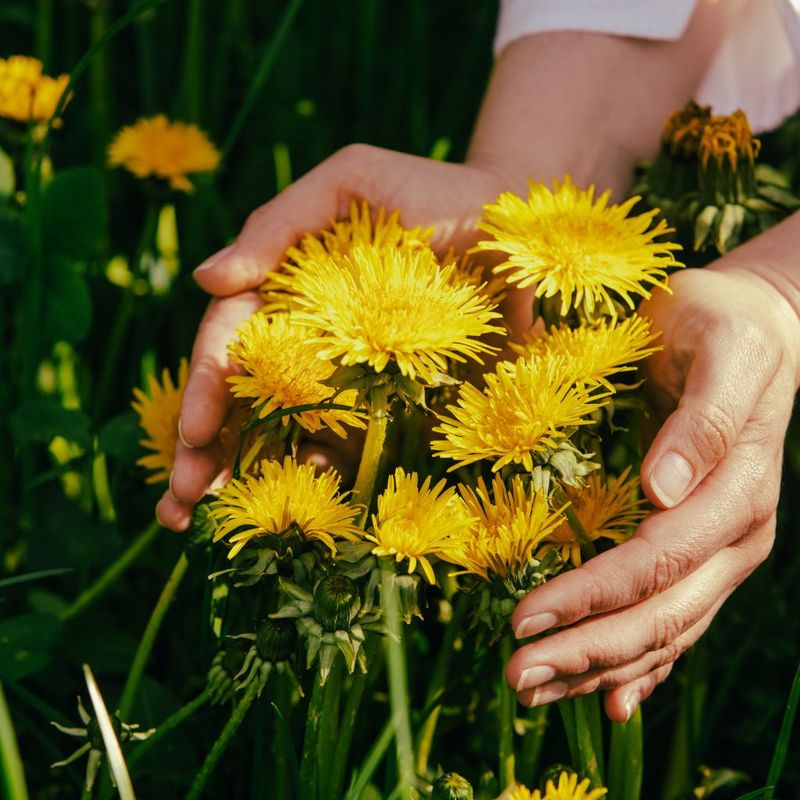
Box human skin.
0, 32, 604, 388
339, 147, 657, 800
158, 0, 800, 721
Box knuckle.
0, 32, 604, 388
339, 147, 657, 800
686, 400, 737, 463
650, 606, 685, 651
646, 546, 691, 596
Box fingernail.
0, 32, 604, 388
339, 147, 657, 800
178, 417, 194, 449
528, 681, 568, 707
155, 506, 165, 528
624, 691, 641, 722
194, 243, 235, 275
516, 665, 556, 692
649, 451, 693, 508
515, 612, 558, 639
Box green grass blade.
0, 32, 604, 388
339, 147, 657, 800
0, 568, 73, 590
764, 661, 800, 800
0, 681, 30, 800
344, 718, 394, 800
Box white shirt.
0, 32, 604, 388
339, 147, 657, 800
495, 0, 800, 132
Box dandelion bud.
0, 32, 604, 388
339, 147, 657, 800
432, 772, 474, 800
255, 618, 297, 663
86, 712, 122, 751
312, 574, 361, 632
187, 496, 219, 553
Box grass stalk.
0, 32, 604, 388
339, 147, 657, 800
764, 661, 800, 799
498, 633, 517, 790
0, 681, 29, 800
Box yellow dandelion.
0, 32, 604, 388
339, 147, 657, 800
226, 311, 365, 438
366, 468, 474, 584
210, 457, 360, 559
432, 355, 610, 472
0, 56, 69, 123
108, 115, 220, 192
542, 467, 647, 567
277, 243, 503, 384
474, 176, 683, 317
699, 109, 761, 171
662, 100, 712, 158
131, 359, 189, 484
510, 315, 661, 389
530, 772, 607, 800
441, 475, 564, 583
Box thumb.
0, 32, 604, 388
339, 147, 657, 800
641, 332, 774, 508
192, 143, 397, 296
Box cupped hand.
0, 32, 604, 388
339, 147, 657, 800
506, 266, 800, 722
157, 144, 509, 531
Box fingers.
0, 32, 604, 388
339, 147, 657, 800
509, 521, 774, 710
156, 490, 193, 532
640, 322, 777, 509
179, 292, 263, 449
604, 663, 674, 723
511, 433, 779, 638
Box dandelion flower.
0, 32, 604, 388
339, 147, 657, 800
279, 243, 503, 384
210, 457, 360, 558
226, 311, 365, 437
530, 771, 607, 800
441, 475, 564, 583
474, 176, 682, 317
699, 109, 760, 171
510, 315, 661, 389
131, 359, 188, 484
0, 55, 69, 123
432, 355, 610, 472
542, 467, 647, 567
366, 468, 474, 583
662, 100, 713, 158
108, 115, 220, 192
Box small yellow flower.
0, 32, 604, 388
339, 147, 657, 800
108, 115, 220, 192
131, 359, 188, 484
277, 243, 503, 384
210, 457, 360, 559
522, 771, 607, 800
432, 355, 610, 472
541, 467, 647, 567
0, 55, 69, 123
440, 475, 564, 583
699, 110, 760, 171
226, 311, 365, 438
474, 176, 683, 317
510, 315, 661, 389
366, 468, 474, 583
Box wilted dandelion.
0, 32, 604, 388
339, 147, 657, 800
432, 355, 609, 472
474, 176, 682, 316
367, 468, 474, 583
131, 358, 188, 484
226, 311, 365, 437
210, 457, 360, 558
108, 114, 220, 192
0, 55, 68, 123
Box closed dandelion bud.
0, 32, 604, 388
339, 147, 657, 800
255, 618, 297, 663
187, 496, 219, 553
432, 772, 474, 800
312, 574, 361, 632
264, 521, 306, 561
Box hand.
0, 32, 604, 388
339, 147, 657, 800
157, 144, 508, 531
506, 266, 800, 722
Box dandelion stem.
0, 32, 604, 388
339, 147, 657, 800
185, 679, 260, 800
498, 633, 516, 790
59, 519, 161, 622
299, 664, 327, 800
381, 561, 416, 799
573, 695, 604, 788
552, 486, 597, 559
608, 710, 643, 800
353, 388, 390, 526
317, 657, 343, 794
118, 552, 190, 719
518, 704, 549, 789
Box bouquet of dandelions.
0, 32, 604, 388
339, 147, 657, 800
128, 176, 682, 800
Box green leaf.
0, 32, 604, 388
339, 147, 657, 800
43, 259, 92, 343
99, 411, 145, 464
693, 205, 719, 252
9, 400, 92, 449
0, 146, 14, 197
0, 569, 73, 591
0, 613, 62, 681
0, 210, 27, 286
41, 166, 108, 257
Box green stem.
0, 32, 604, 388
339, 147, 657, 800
518, 704, 549, 789
127, 688, 211, 769
498, 633, 516, 790
552, 486, 597, 559
353, 388, 390, 526
118, 552, 190, 719
380, 561, 415, 799
415, 593, 469, 776
300, 665, 327, 800
765, 662, 800, 800
185, 679, 260, 800
0, 681, 29, 800
573, 695, 604, 787
558, 699, 580, 767
329, 667, 369, 800
317, 657, 343, 794
59, 519, 161, 622
220, 0, 305, 161
608, 711, 643, 800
